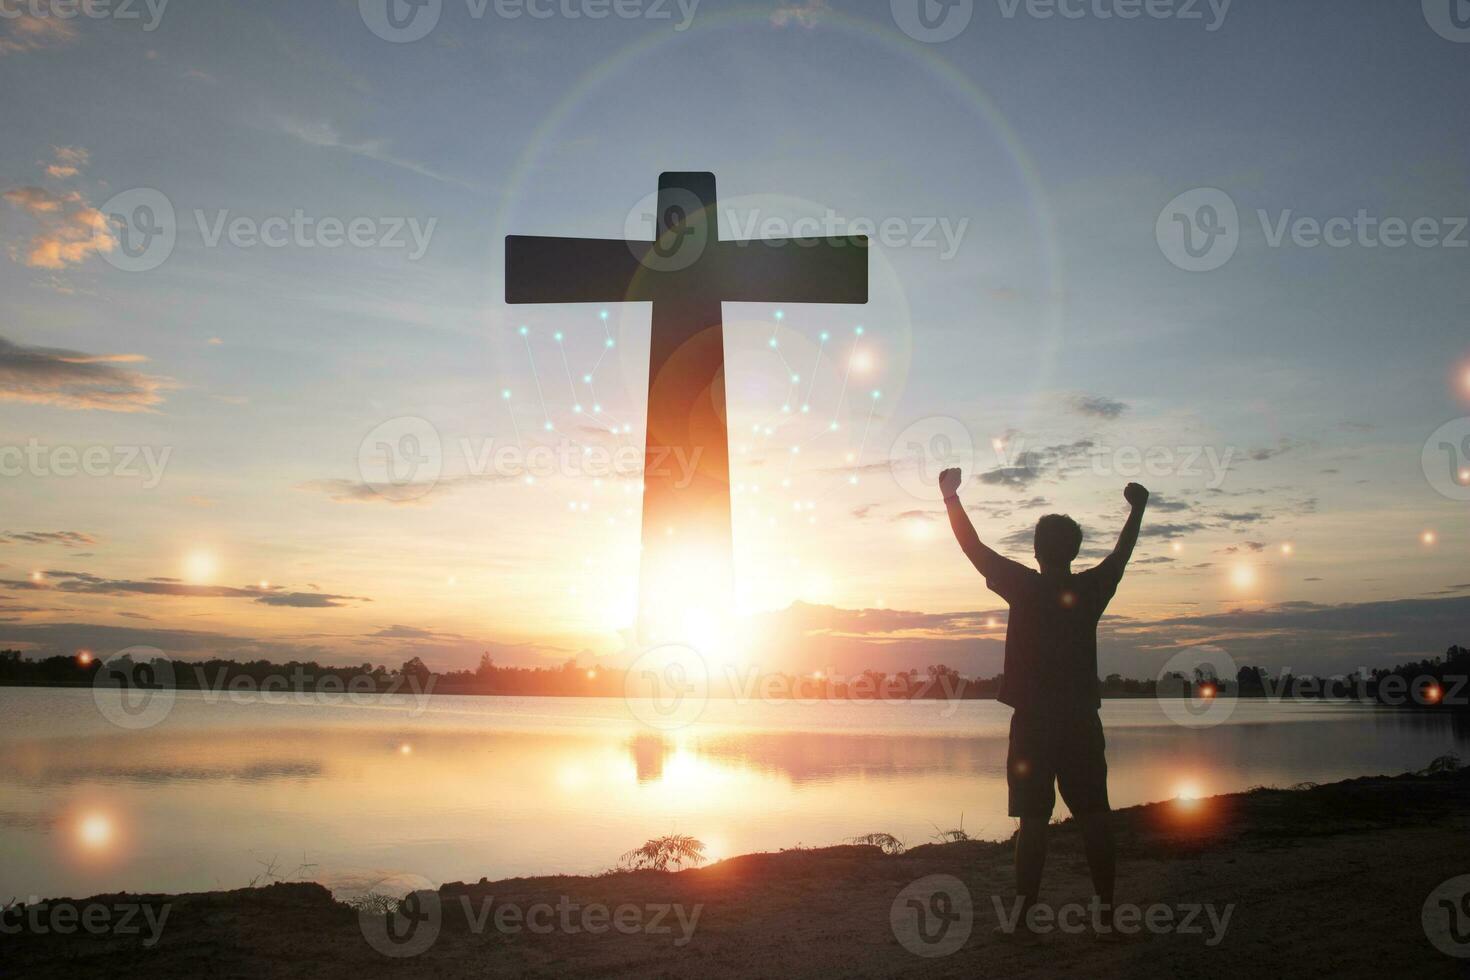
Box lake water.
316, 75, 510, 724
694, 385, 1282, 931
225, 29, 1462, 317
2, 687, 1465, 901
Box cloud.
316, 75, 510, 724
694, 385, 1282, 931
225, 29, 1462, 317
1139, 521, 1212, 539
2, 185, 115, 269
976, 439, 1095, 489
0, 9, 80, 55
370, 624, 464, 642
1245, 437, 1312, 462
744, 594, 1470, 680
296, 473, 512, 506
771, 0, 827, 27
296, 478, 419, 505
1, 531, 95, 547
1067, 393, 1128, 419
1, 570, 367, 608
0, 621, 335, 663
275, 117, 474, 190
1218, 510, 1268, 523
44, 146, 89, 179
0, 335, 174, 412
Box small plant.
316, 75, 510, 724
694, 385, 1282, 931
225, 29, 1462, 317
346, 893, 401, 915
849, 832, 904, 855
931, 813, 970, 844
619, 834, 706, 872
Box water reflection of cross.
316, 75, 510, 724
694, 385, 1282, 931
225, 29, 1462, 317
506, 172, 867, 644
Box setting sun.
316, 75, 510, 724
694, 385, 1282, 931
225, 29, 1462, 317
77, 813, 114, 850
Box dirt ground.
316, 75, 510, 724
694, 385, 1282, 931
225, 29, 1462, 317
7, 767, 1470, 978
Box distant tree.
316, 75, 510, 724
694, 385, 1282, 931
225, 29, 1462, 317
1236, 665, 1265, 696
398, 657, 431, 683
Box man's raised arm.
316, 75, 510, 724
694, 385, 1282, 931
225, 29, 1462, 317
938, 467, 1010, 577
1101, 482, 1150, 579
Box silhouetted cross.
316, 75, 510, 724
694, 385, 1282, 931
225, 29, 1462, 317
506, 172, 867, 643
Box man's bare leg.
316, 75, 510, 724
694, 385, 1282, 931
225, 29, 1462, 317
1015, 816, 1048, 925
1077, 812, 1116, 932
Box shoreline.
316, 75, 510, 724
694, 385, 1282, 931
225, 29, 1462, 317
4, 679, 1463, 708
8, 764, 1469, 977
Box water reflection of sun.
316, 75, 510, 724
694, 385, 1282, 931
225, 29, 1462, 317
61, 806, 128, 871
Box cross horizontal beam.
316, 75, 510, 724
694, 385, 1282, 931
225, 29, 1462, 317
505, 236, 868, 306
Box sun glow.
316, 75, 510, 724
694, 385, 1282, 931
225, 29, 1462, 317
638, 538, 746, 667
184, 550, 218, 583
77, 812, 114, 850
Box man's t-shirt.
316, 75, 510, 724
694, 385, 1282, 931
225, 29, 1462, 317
983, 555, 1124, 713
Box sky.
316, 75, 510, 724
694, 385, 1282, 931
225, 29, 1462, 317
1, 0, 1468, 680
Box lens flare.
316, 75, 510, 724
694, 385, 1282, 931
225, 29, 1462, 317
77, 812, 114, 850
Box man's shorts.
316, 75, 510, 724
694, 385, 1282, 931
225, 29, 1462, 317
1006, 709, 1111, 819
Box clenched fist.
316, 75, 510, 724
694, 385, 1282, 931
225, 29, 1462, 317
1124, 482, 1150, 509
938, 467, 962, 499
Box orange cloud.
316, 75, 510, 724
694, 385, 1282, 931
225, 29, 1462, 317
2, 186, 115, 269
0, 10, 80, 55
0, 335, 174, 413
44, 146, 89, 179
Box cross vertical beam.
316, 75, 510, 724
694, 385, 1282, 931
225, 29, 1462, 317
505, 171, 867, 653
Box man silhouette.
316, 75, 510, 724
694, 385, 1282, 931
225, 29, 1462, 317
938, 468, 1149, 939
